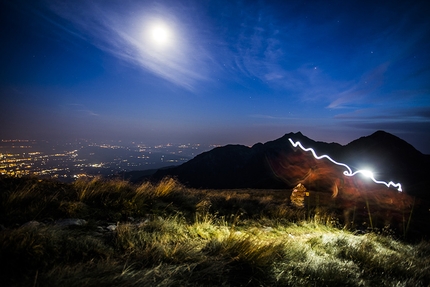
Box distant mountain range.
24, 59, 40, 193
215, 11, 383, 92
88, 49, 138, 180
149, 131, 430, 199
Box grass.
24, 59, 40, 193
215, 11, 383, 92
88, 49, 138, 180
0, 175, 429, 286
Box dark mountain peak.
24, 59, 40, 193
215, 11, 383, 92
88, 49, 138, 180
150, 130, 430, 199
287, 131, 304, 136
281, 131, 342, 147
372, 130, 394, 137
341, 130, 428, 194
277, 131, 343, 157
346, 130, 422, 157
369, 130, 407, 143
283, 131, 306, 141
190, 144, 251, 166
265, 131, 312, 149
251, 142, 264, 150
152, 140, 276, 189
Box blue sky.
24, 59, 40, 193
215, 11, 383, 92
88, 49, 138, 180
1, 0, 429, 153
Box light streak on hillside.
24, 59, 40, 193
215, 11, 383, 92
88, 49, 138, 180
288, 139, 402, 192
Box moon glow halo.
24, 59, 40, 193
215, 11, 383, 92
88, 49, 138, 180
149, 24, 171, 46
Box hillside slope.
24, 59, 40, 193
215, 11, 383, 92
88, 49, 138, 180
153, 131, 430, 199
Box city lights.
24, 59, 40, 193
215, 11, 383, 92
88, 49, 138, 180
0, 140, 210, 181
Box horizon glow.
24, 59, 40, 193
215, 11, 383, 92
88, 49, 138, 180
288, 138, 402, 192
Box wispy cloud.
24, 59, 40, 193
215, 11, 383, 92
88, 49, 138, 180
250, 114, 293, 121
43, 0, 213, 91
229, 9, 297, 86
335, 106, 430, 122
65, 104, 99, 117
215, 3, 343, 102
327, 63, 389, 109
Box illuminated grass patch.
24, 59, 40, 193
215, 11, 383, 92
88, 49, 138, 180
0, 176, 429, 286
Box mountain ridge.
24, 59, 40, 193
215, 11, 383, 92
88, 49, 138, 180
150, 130, 430, 199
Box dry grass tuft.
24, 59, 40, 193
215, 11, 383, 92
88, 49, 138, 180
1, 175, 429, 286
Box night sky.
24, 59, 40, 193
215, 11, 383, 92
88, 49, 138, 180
1, 0, 429, 153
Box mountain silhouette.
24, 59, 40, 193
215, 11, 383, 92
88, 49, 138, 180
340, 131, 430, 194
151, 131, 430, 199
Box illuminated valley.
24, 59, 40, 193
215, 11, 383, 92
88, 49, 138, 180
0, 139, 216, 180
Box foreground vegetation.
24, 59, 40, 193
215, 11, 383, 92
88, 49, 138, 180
0, 176, 429, 286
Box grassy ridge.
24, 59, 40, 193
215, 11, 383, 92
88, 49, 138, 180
0, 176, 429, 286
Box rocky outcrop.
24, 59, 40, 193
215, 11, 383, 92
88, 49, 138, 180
290, 183, 308, 208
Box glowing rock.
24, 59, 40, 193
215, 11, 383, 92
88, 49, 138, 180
290, 183, 308, 208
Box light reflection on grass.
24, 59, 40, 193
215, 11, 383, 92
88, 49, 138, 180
0, 176, 429, 286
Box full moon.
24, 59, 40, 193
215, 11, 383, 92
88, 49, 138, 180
150, 24, 171, 45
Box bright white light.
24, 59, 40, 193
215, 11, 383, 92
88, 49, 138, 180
358, 169, 374, 178
288, 139, 402, 192
149, 24, 171, 46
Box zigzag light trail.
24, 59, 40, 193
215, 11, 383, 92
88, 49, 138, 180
288, 138, 402, 192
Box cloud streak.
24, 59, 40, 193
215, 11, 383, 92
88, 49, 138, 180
335, 106, 430, 122
65, 104, 99, 117
43, 0, 213, 90
215, 2, 355, 103
328, 63, 389, 109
